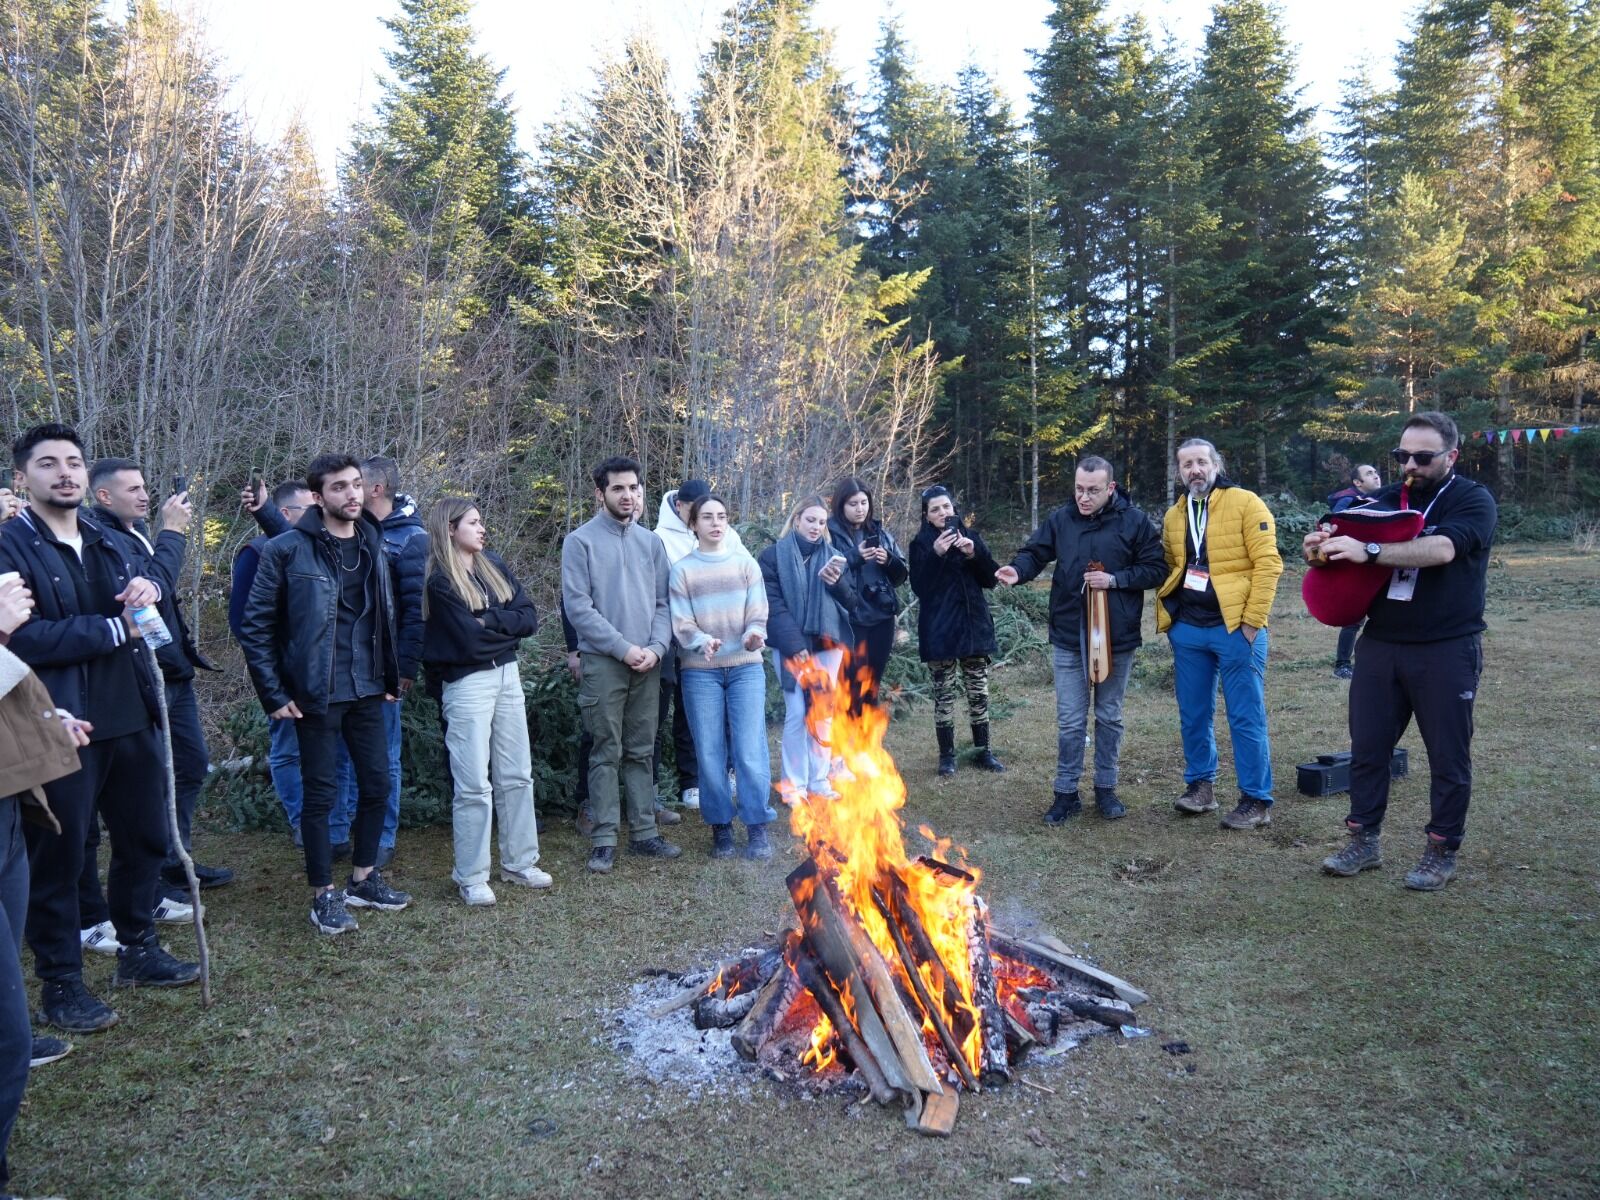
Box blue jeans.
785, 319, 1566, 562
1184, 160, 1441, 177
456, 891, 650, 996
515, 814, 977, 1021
1168, 621, 1274, 803
162, 680, 208, 869
680, 663, 776, 829
1052, 643, 1136, 795
381, 698, 402, 850
268, 717, 356, 843
0, 798, 31, 1190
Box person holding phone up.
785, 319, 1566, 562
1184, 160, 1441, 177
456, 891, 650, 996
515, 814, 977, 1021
758, 495, 857, 804
827, 477, 908, 714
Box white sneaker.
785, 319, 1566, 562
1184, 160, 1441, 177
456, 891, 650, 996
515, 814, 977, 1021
459, 883, 497, 907
152, 895, 194, 923
681, 787, 700, 811
499, 866, 553, 889
79, 920, 120, 955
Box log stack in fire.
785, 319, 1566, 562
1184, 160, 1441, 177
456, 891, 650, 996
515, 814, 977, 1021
662, 660, 1149, 1136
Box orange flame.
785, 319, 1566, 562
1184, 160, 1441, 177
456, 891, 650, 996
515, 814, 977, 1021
786, 648, 986, 1078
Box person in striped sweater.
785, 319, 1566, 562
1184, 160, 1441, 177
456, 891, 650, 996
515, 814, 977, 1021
668, 494, 776, 860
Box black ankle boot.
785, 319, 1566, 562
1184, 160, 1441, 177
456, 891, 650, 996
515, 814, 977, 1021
1094, 787, 1127, 820
936, 726, 957, 776
971, 723, 1005, 772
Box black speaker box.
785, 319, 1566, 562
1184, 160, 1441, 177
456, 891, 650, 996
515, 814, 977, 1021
1295, 748, 1409, 797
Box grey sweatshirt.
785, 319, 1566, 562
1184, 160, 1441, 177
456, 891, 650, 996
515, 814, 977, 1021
561, 510, 671, 661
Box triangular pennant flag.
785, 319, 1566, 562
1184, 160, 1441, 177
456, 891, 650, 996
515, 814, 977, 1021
1512, 428, 1524, 443
1481, 430, 1494, 441
1498, 430, 1509, 443
1539, 428, 1551, 441
1553, 427, 1568, 439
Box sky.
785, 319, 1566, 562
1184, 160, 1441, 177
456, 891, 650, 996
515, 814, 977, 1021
197, 0, 1418, 180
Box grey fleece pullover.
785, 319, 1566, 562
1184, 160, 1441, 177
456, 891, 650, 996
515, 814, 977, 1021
561, 510, 671, 662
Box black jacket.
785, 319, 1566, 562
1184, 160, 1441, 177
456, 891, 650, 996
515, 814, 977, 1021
0, 508, 162, 725
238, 506, 401, 715
421, 553, 539, 684
908, 521, 1000, 661
827, 516, 908, 628
90, 506, 215, 683
1007, 490, 1166, 653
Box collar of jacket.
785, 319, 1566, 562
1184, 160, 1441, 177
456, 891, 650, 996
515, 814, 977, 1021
595, 509, 637, 536
1072, 490, 1130, 523
88, 505, 148, 542
19, 506, 106, 548
296, 502, 384, 550
1174, 475, 1238, 505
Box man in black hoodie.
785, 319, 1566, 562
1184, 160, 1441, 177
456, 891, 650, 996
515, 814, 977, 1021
997, 457, 1167, 824
239, 454, 412, 935
88, 459, 233, 905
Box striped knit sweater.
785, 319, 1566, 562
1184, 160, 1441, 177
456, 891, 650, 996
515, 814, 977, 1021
668, 547, 769, 670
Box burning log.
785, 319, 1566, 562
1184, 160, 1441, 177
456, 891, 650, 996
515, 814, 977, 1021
967, 904, 1013, 1087
989, 930, 1150, 1008
871, 885, 979, 1093
883, 871, 976, 1051
694, 989, 759, 1030
732, 958, 802, 1061
1017, 988, 1139, 1031
792, 945, 897, 1106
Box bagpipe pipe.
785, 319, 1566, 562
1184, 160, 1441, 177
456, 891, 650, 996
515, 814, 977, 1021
1301, 474, 1425, 627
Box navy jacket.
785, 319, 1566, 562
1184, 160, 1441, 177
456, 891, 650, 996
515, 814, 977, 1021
90, 506, 215, 683
909, 522, 1000, 662
0, 509, 162, 725
237, 506, 401, 716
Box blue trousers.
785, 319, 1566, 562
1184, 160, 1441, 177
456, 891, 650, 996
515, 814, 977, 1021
268, 716, 356, 843
1168, 621, 1274, 803
381, 698, 402, 851
680, 663, 776, 830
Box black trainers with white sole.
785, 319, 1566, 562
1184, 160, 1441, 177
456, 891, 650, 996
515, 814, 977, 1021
310, 889, 359, 934
30, 1034, 73, 1068
113, 940, 201, 988
343, 870, 412, 912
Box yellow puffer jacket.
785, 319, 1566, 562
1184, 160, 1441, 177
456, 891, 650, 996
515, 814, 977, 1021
1156, 484, 1284, 634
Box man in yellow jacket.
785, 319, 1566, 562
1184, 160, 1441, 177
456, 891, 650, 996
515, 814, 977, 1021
1156, 439, 1284, 829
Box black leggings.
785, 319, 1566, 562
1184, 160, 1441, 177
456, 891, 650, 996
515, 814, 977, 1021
848, 620, 896, 714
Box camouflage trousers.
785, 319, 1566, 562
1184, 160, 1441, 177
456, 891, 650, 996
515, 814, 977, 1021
929, 656, 992, 729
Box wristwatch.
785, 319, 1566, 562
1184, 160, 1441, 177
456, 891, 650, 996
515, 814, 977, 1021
1365, 542, 1381, 561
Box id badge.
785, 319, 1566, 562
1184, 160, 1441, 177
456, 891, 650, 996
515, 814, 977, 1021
1386, 568, 1418, 602
1184, 566, 1210, 592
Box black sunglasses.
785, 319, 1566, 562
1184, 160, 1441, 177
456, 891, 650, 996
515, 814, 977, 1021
1391, 448, 1447, 466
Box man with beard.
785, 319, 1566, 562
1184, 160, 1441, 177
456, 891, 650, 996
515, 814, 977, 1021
0, 425, 199, 1034
562, 456, 678, 874
1156, 438, 1284, 831
239, 455, 412, 934
1307, 412, 1496, 891
996, 457, 1166, 823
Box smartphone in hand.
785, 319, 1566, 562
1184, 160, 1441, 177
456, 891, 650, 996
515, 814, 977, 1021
862, 533, 880, 550
172, 474, 188, 496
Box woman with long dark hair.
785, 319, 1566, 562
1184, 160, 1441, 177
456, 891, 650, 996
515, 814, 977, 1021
828, 477, 907, 712
422, 498, 550, 905
909, 486, 1005, 776
668, 494, 776, 859
758, 495, 857, 803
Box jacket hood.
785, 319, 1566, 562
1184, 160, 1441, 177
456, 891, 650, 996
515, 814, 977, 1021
657, 491, 691, 538
655, 490, 749, 563
382, 493, 425, 531
1069, 488, 1132, 523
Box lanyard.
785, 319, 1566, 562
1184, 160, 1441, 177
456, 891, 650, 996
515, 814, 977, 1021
1418, 476, 1454, 523
1187, 496, 1208, 559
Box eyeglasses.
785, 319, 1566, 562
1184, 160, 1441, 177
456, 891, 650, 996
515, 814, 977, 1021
1391, 448, 1446, 467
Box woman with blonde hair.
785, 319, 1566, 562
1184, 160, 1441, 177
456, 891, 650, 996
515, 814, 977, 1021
757, 494, 857, 802
421, 498, 550, 905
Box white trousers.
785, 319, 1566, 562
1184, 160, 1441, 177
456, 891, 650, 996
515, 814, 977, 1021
779, 647, 842, 798
442, 662, 540, 886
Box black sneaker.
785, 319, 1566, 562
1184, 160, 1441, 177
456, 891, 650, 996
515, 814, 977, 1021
310, 889, 359, 935
587, 845, 615, 874
744, 824, 774, 861
163, 863, 235, 891
113, 940, 201, 989
1094, 787, 1128, 820
343, 870, 411, 912
1333, 664, 1354, 680
30, 1034, 72, 1068
39, 980, 118, 1033
1044, 791, 1082, 825
710, 824, 736, 859
628, 836, 682, 859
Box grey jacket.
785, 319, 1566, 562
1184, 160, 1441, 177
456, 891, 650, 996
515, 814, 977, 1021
561, 510, 671, 662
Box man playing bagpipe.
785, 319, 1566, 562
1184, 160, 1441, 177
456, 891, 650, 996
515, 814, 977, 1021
1302, 412, 1498, 891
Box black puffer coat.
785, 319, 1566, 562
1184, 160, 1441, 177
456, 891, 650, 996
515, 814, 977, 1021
908, 522, 1000, 662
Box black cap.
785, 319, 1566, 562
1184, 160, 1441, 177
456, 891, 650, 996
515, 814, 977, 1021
676, 479, 711, 504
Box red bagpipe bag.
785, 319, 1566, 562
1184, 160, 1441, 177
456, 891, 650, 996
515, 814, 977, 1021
1301, 492, 1426, 627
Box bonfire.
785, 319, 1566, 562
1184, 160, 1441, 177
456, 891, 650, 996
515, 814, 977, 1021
662, 657, 1148, 1136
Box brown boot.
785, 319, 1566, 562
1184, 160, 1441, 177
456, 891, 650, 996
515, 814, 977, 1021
1403, 835, 1457, 891
1220, 797, 1272, 830
1173, 779, 1216, 814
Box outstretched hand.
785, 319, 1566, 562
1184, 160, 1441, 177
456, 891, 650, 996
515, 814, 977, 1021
995, 565, 1019, 587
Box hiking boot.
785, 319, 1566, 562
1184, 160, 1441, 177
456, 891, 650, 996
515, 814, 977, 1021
1044, 791, 1082, 825
80, 920, 120, 956
744, 823, 774, 861
152, 891, 194, 923
1220, 797, 1272, 830
971, 723, 1005, 772
499, 865, 553, 889
1094, 787, 1127, 820
343, 870, 411, 912
39, 980, 117, 1033
1404, 836, 1458, 891
114, 940, 201, 988
163, 863, 235, 891
30, 1034, 72, 1068
654, 799, 682, 827
936, 726, 957, 777
587, 845, 616, 874
710, 824, 736, 859
459, 882, 496, 907
1333, 664, 1354, 680
628, 835, 682, 860
575, 803, 596, 839
1323, 825, 1382, 876
1173, 780, 1217, 814
309, 889, 359, 935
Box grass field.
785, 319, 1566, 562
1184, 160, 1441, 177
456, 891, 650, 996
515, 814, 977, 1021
13, 546, 1599, 1199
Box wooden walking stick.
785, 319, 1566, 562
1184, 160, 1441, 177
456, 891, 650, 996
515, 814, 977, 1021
1084, 561, 1112, 685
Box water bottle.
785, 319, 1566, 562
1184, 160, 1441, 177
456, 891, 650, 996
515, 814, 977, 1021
132, 604, 172, 650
